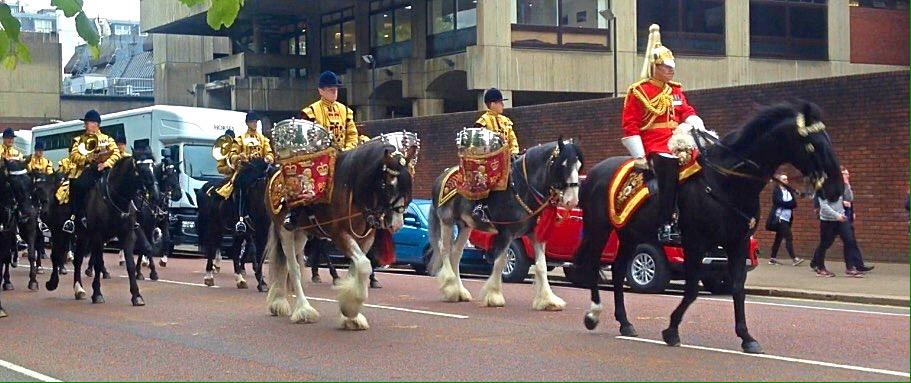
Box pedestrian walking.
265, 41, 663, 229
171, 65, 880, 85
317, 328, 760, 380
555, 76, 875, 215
765, 174, 804, 266
810, 167, 873, 278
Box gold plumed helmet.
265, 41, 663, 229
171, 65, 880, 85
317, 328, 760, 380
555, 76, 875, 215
640, 24, 676, 79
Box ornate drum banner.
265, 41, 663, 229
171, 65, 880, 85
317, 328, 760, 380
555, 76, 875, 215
269, 119, 338, 213
454, 128, 510, 200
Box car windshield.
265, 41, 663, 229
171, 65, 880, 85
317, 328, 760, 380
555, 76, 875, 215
416, 202, 430, 219
182, 144, 220, 178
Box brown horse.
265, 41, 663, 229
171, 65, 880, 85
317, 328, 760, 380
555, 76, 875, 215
265, 137, 416, 330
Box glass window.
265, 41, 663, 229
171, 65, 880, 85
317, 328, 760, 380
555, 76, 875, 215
322, 23, 341, 55
749, 3, 786, 36
749, 1, 827, 59
342, 20, 356, 52
297, 30, 307, 55
183, 145, 220, 179
456, 0, 477, 29
372, 12, 395, 46
636, 0, 725, 55
637, 0, 680, 31
683, 0, 724, 34
517, 0, 559, 26
34, 19, 54, 33
394, 6, 413, 41
113, 24, 132, 35
561, 0, 605, 28
430, 0, 455, 34
790, 6, 826, 39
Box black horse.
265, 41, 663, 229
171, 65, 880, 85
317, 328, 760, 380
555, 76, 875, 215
428, 139, 583, 310
1, 158, 34, 296
573, 101, 842, 354
195, 157, 270, 291
29, 169, 63, 276
46, 156, 159, 306
131, 156, 181, 281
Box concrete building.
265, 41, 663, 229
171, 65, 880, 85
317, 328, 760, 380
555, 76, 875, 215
136, 0, 906, 121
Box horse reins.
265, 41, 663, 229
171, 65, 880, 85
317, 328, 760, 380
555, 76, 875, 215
485, 146, 574, 226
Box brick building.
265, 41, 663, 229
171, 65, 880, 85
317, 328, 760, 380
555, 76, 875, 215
363, 70, 910, 262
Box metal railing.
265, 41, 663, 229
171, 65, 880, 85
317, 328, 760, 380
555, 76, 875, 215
63, 77, 153, 97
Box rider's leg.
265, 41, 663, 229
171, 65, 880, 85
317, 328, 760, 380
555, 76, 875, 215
650, 153, 680, 243
235, 189, 247, 233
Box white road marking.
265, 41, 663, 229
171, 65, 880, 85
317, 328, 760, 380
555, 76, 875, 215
675, 295, 910, 317
122, 275, 465, 319
119, 275, 220, 288
617, 336, 911, 378
0, 358, 62, 382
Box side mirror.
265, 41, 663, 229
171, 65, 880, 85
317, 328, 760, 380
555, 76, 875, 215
403, 212, 419, 226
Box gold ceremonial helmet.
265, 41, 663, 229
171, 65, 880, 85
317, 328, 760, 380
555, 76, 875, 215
640, 24, 676, 79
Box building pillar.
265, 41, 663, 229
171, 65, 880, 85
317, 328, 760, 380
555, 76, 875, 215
827, 0, 850, 63
612, 0, 638, 96
252, 19, 263, 54
410, 0, 428, 60
725, 0, 750, 87
412, 98, 444, 117
306, 12, 322, 80
477, 89, 512, 110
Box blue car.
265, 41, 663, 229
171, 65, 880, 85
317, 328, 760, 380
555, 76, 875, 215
394, 199, 492, 275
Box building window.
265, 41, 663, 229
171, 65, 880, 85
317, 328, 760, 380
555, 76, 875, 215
849, 0, 909, 9
426, 0, 478, 57
637, 0, 725, 56
286, 26, 307, 56
370, 1, 414, 66
513, 0, 610, 51
113, 24, 132, 36
321, 8, 355, 56
34, 19, 54, 33
750, 0, 827, 60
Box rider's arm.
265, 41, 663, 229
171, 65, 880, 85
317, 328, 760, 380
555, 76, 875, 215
343, 107, 359, 150
69, 137, 86, 166
620, 92, 647, 161
261, 135, 275, 163
504, 124, 519, 155
102, 137, 122, 168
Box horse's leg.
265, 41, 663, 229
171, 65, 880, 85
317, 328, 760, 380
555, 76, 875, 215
729, 240, 762, 354
480, 236, 512, 308
25, 225, 39, 291
203, 244, 216, 286
448, 228, 472, 302
45, 230, 64, 290
251, 233, 267, 292
527, 234, 565, 311
90, 239, 104, 304
435, 223, 461, 302
612, 242, 637, 336
663, 240, 705, 347
287, 230, 318, 324
577, 225, 610, 331
121, 229, 144, 306
265, 224, 291, 317
325, 244, 340, 284
334, 233, 372, 330
231, 237, 247, 289
71, 236, 86, 299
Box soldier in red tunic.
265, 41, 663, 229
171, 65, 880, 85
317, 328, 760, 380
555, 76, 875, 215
620, 24, 707, 243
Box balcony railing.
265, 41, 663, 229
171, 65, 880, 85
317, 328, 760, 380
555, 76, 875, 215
63, 77, 153, 97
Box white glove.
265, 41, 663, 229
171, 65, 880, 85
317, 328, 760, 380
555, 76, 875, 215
685, 115, 718, 139
621, 136, 649, 170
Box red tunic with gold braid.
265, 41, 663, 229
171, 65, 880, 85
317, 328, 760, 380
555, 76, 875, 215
621, 79, 696, 155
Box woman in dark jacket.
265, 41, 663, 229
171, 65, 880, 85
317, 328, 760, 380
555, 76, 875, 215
767, 174, 804, 266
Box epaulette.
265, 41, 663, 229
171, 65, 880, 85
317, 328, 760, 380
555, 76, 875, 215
628, 79, 648, 92
668, 81, 683, 88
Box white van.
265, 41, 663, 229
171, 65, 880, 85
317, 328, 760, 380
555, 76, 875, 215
32, 105, 250, 246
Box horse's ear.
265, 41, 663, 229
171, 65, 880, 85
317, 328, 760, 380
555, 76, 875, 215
557, 136, 565, 150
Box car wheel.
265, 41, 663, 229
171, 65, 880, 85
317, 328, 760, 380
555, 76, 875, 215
501, 241, 531, 283
701, 276, 732, 295
413, 247, 431, 275
626, 244, 671, 294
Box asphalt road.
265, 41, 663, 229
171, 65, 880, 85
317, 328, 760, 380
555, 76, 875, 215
0, 254, 908, 381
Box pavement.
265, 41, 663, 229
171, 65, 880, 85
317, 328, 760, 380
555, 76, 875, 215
0, 253, 908, 381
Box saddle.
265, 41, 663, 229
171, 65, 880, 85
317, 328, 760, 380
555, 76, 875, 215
438, 146, 511, 206
606, 155, 702, 228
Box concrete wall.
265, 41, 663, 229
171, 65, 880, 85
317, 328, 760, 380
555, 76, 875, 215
850, 7, 909, 66
59, 95, 154, 121
0, 32, 61, 128
363, 71, 910, 263
152, 34, 230, 106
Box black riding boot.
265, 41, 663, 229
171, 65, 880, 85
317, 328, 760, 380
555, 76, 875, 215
651, 154, 681, 244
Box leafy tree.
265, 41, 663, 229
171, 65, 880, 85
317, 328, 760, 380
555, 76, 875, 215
0, 0, 243, 69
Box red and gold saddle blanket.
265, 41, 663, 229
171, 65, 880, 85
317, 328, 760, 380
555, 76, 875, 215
607, 156, 702, 228
267, 148, 337, 215
438, 147, 511, 206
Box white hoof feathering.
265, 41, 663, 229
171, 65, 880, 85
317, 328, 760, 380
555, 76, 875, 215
437, 268, 461, 302
532, 292, 567, 311
235, 273, 248, 289
339, 313, 370, 330
268, 296, 291, 317
334, 277, 365, 318
458, 286, 473, 302
290, 304, 320, 324
203, 272, 215, 287
74, 282, 86, 297
480, 288, 506, 307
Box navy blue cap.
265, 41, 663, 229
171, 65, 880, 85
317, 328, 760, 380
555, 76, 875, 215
81, 109, 101, 123
245, 111, 259, 122
225, 129, 235, 138
318, 71, 342, 88
484, 88, 507, 104
35, 141, 45, 151
2, 128, 14, 139
114, 134, 126, 144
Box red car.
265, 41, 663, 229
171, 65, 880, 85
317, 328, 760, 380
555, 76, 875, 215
469, 205, 759, 294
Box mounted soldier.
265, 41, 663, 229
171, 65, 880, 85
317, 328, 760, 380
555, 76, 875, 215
620, 24, 709, 244
0, 128, 23, 160
215, 112, 274, 233
468, 88, 520, 223
61, 110, 122, 234
27, 142, 54, 175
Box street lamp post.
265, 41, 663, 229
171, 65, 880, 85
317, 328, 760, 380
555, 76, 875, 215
362, 54, 377, 119
599, 6, 618, 98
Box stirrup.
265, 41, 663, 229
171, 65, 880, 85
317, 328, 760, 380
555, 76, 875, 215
657, 223, 681, 245
38, 221, 49, 233
471, 204, 491, 223
235, 220, 247, 233
62, 218, 75, 234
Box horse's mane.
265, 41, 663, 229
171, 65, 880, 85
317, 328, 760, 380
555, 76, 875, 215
235, 158, 270, 191
721, 102, 800, 152
341, 140, 411, 207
